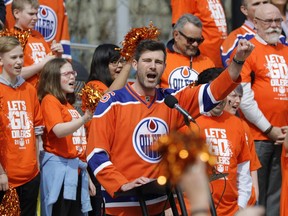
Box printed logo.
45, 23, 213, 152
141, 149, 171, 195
68, 109, 87, 154
208, 0, 227, 36
265, 54, 288, 98
133, 117, 169, 163
28, 43, 47, 63
205, 128, 232, 173
35, 5, 57, 42
168, 66, 198, 90
7, 100, 32, 148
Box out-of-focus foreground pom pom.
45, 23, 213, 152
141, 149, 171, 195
153, 130, 215, 185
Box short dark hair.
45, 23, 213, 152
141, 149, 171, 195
134, 39, 166, 62
87, 44, 121, 86
197, 67, 224, 84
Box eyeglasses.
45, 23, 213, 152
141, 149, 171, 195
60, 70, 77, 77
255, 17, 283, 26
178, 31, 204, 45
110, 58, 126, 67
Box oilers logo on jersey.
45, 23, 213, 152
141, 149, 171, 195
168, 66, 199, 90
133, 117, 168, 163
35, 5, 57, 42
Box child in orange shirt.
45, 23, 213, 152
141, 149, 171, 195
12, 0, 63, 87
38, 58, 94, 215
0, 36, 44, 215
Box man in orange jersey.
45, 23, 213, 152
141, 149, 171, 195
221, 0, 269, 67
5, 0, 72, 59
160, 14, 215, 90
239, 3, 288, 216
171, 0, 227, 68
86, 38, 254, 215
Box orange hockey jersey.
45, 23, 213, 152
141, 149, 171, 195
171, 0, 227, 67
240, 36, 288, 140
196, 111, 251, 216
220, 21, 255, 67
40, 94, 87, 162
160, 39, 215, 89
0, 77, 44, 187
5, 0, 72, 59
86, 69, 241, 215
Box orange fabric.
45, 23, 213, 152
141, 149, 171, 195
21, 29, 51, 88
86, 69, 240, 215
220, 23, 255, 67
0, 81, 43, 187
280, 146, 288, 216
241, 120, 260, 206
160, 47, 215, 89
5, 0, 71, 58
171, 0, 227, 67
240, 37, 288, 140
184, 111, 251, 216
40, 94, 87, 162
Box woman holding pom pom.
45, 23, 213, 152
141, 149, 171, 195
38, 58, 94, 216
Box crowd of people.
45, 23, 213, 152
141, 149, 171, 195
0, 0, 287, 216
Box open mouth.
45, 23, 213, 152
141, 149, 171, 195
147, 74, 157, 79
68, 82, 75, 86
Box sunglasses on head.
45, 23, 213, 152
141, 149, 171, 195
178, 31, 204, 45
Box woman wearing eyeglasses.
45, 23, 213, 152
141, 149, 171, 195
85, 44, 131, 216
86, 44, 131, 96
37, 58, 94, 216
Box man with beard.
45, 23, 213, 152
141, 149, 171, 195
239, 3, 288, 216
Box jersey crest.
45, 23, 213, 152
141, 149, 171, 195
168, 66, 198, 90
132, 117, 168, 163
35, 5, 57, 42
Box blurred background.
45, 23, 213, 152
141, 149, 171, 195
65, 0, 244, 73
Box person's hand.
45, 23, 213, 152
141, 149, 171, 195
0, 173, 9, 191
50, 40, 63, 57
88, 176, 96, 196
179, 158, 210, 212
235, 206, 265, 216
234, 39, 255, 62
265, 126, 285, 144
120, 177, 151, 192
82, 109, 93, 124
273, 126, 288, 145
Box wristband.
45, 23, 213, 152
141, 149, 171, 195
264, 125, 273, 134
191, 209, 209, 215
233, 57, 245, 65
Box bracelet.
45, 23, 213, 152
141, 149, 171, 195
191, 209, 210, 216
264, 125, 273, 134
233, 57, 245, 65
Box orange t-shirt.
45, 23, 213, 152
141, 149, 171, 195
194, 112, 251, 216
171, 0, 227, 67
240, 37, 288, 140
41, 94, 87, 162
0, 80, 44, 187
5, 0, 72, 59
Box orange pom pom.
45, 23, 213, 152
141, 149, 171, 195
121, 22, 160, 61
153, 130, 214, 185
0, 28, 31, 48
79, 83, 103, 113
0, 187, 21, 216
